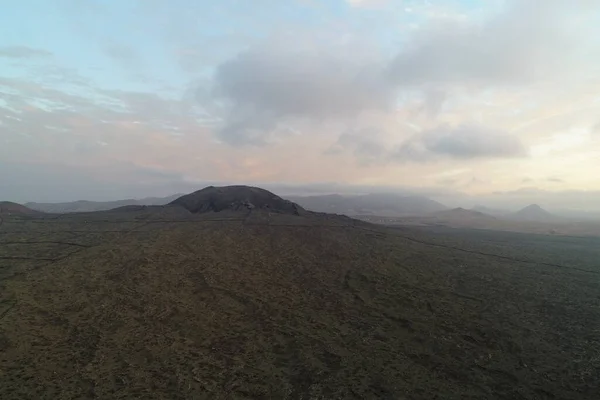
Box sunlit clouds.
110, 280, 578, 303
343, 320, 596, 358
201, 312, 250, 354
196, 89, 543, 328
1, 0, 599, 205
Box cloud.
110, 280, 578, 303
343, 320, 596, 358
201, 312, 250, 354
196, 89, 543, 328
0, 77, 213, 168
0, 46, 52, 59
326, 128, 387, 166
198, 0, 599, 149
326, 123, 527, 166
436, 176, 459, 186
388, 0, 593, 86
493, 186, 547, 196
394, 124, 527, 161
202, 33, 392, 144
3, 0, 598, 201
420, 89, 447, 117
0, 160, 196, 203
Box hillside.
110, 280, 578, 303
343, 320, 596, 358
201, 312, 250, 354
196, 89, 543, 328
25, 194, 183, 213
0, 186, 598, 399
170, 185, 304, 215
432, 207, 497, 221
0, 201, 43, 216
25, 191, 446, 217
471, 205, 508, 217
286, 192, 447, 217
509, 204, 558, 222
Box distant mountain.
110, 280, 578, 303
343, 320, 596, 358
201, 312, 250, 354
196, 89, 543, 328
389, 207, 499, 228
26, 194, 183, 213
509, 204, 558, 222
24, 190, 446, 217
286, 192, 448, 217
432, 207, 497, 221
471, 205, 509, 218
0, 201, 43, 216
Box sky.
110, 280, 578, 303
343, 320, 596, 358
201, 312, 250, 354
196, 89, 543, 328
1, 0, 600, 209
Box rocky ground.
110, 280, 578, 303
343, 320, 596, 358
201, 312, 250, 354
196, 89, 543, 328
0, 198, 598, 399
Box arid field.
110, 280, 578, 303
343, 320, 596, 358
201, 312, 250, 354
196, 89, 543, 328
1, 196, 599, 399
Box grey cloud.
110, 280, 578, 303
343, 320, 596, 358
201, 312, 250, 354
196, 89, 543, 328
0, 46, 52, 59
388, 0, 592, 86
393, 124, 527, 161
0, 81, 214, 202
0, 78, 208, 163
420, 89, 446, 117
0, 161, 195, 203
199, 0, 598, 146
467, 177, 485, 186
215, 48, 390, 117
437, 176, 485, 188
215, 116, 274, 146
493, 187, 547, 196
547, 177, 564, 183
436, 177, 458, 186
327, 123, 526, 165
326, 128, 387, 166
204, 36, 393, 144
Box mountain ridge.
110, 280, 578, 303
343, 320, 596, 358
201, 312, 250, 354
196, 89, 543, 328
509, 203, 558, 222
0, 201, 43, 216
286, 192, 448, 217
25, 194, 184, 213
169, 185, 305, 215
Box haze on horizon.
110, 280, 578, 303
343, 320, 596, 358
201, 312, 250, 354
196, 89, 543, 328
1, 0, 600, 211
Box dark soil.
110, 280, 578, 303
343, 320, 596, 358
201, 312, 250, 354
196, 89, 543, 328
0, 205, 598, 399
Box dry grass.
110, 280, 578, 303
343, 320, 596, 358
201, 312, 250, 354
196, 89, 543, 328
0, 208, 599, 399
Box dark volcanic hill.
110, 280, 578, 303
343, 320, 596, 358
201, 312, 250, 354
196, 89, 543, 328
170, 185, 305, 215
0, 187, 598, 399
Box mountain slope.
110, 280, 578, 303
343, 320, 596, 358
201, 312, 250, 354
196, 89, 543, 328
25, 194, 183, 213
510, 204, 558, 222
0, 187, 597, 399
287, 192, 447, 217
0, 201, 43, 216
432, 207, 497, 221
471, 205, 509, 217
